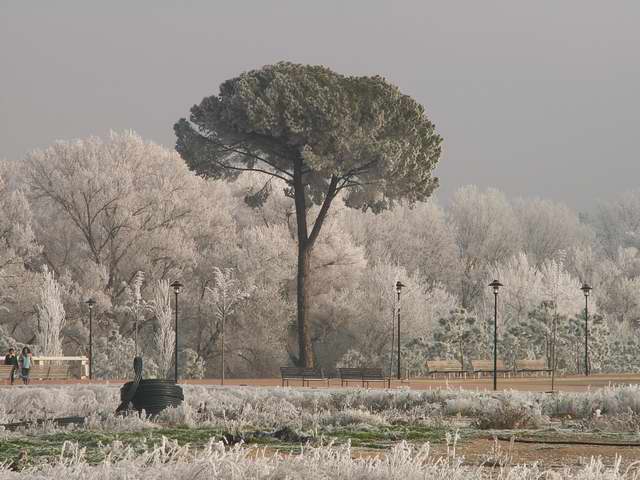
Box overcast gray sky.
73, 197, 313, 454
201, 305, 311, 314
1, 1, 638, 210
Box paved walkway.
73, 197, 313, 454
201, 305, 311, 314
187, 373, 640, 392
5, 373, 637, 392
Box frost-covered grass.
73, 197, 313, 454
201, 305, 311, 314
3, 383, 640, 429
1, 438, 640, 480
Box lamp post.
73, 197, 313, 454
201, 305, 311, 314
221, 309, 226, 386
396, 281, 405, 380
549, 301, 558, 393
170, 280, 183, 382
85, 298, 96, 380
488, 280, 503, 391
581, 283, 592, 376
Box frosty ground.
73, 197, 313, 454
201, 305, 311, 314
2, 384, 640, 478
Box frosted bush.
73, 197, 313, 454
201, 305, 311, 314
84, 411, 159, 432
581, 409, 640, 433
321, 408, 388, 427
542, 385, 640, 418
1, 384, 640, 431
474, 394, 544, 430
0, 385, 119, 422
444, 395, 481, 416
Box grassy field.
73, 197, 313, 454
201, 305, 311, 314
2, 382, 640, 477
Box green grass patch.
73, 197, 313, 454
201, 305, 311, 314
4, 422, 634, 468
321, 425, 463, 449
0, 427, 226, 467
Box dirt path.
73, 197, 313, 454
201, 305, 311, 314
321, 439, 640, 468
248, 438, 640, 469
3, 373, 640, 392
438, 437, 640, 467
172, 373, 640, 392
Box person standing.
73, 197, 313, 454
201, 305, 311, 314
18, 347, 32, 385
4, 348, 18, 385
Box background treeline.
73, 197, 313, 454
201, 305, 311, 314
1, 132, 638, 378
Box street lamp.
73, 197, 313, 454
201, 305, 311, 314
581, 283, 592, 376
395, 281, 405, 380
170, 280, 183, 383
488, 280, 503, 391
85, 298, 96, 380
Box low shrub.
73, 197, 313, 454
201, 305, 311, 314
474, 396, 544, 430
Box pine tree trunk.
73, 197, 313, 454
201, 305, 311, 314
291, 156, 337, 368
296, 241, 314, 367
292, 155, 313, 368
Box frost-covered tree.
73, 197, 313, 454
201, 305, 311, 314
34, 267, 66, 356
7, 123, 640, 375
0, 173, 40, 273
179, 348, 205, 379
557, 312, 609, 374
592, 190, 640, 259
337, 263, 456, 374
148, 279, 174, 379
206, 267, 252, 381
340, 201, 460, 287
449, 186, 520, 309
0, 168, 42, 342
538, 257, 582, 370
495, 253, 543, 327
25, 132, 203, 296
122, 270, 145, 355
93, 329, 157, 379
514, 198, 592, 265
540, 257, 582, 319
175, 62, 442, 367
432, 308, 481, 368
590, 248, 640, 326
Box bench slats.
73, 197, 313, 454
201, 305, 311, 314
470, 359, 511, 378
1, 365, 71, 380
31, 366, 71, 379
280, 367, 328, 387
515, 359, 551, 375
425, 360, 466, 377
338, 368, 390, 388
471, 359, 509, 371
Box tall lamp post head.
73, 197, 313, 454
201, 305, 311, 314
489, 279, 503, 294
170, 281, 183, 295
395, 281, 405, 294
86, 298, 96, 309
581, 283, 592, 297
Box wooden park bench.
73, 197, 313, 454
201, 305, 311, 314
515, 359, 552, 376
338, 368, 390, 388
0, 365, 17, 382
32, 356, 88, 379
280, 367, 329, 387
425, 359, 466, 378
30, 364, 72, 380
471, 359, 511, 378
1, 363, 71, 381
2, 356, 87, 383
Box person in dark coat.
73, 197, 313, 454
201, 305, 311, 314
4, 348, 19, 385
